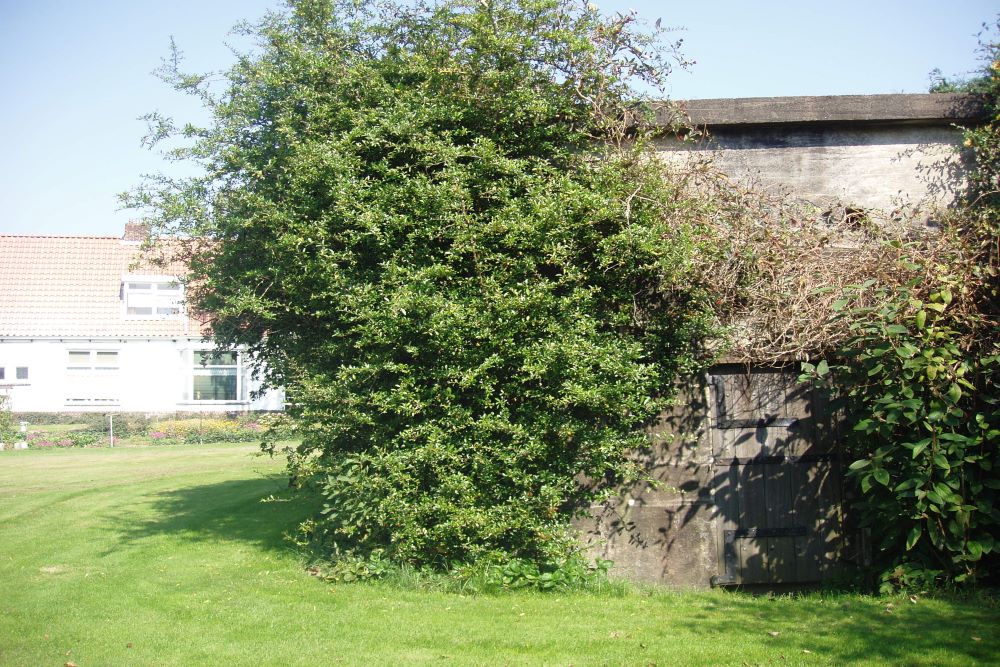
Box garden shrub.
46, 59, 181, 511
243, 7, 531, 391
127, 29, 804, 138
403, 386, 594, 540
806, 28, 1000, 589
816, 276, 999, 590
10, 412, 286, 447
128, 0, 727, 579
139, 414, 286, 444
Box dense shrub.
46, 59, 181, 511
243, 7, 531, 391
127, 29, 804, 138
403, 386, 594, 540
24, 432, 92, 448
812, 277, 999, 590
82, 413, 154, 439
129, 0, 726, 577
807, 27, 1000, 590
0, 396, 17, 447
150, 416, 270, 444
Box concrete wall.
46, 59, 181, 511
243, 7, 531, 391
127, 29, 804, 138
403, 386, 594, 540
656, 93, 981, 223
0, 338, 283, 413
575, 378, 721, 586
579, 94, 982, 588
657, 125, 963, 218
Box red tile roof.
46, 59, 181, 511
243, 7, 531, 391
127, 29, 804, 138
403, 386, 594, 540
0, 232, 209, 338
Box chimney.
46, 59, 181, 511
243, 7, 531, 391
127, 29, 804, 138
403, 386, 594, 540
122, 221, 149, 243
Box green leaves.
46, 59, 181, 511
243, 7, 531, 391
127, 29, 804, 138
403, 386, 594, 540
833, 260, 1000, 588
828, 27, 1000, 590
134, 0, 723, 575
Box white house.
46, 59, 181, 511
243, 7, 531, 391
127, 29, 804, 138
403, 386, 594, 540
0, 223, 283, 413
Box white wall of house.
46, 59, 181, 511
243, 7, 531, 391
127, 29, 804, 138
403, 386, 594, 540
0, 338, 283, 413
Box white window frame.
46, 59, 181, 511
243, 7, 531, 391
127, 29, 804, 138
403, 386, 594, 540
65, 349, 121, 406
0, 365, 30, 385
121, 275, 185, 320
190, 350, 245, 404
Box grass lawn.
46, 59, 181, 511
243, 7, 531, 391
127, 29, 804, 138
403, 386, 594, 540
0, 445, 997, 666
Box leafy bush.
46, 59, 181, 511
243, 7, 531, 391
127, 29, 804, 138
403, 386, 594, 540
0, 396, 17, 447
66, 431, 103, 447
813, 279, 999, 590
11, 412, 91, 426
24, 430, 103, 448
252, 412, 298, 441
130, 0, 725, 575
148, 416, 277, 444
805, 28, 1000, 589
81, 413, 154, 439
11, 413, 289, 447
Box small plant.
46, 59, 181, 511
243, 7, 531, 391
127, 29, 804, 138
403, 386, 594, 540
0, 395, 17, 448
82, 413, 153, 438
308, 551, 392, 583
24, 430, 102, 448
65, 431, 102, 447
495, 556, 614, 591
148, 416, 273, 444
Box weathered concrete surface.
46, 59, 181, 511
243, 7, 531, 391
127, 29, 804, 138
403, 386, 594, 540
582, 96, 977, 588
575, 378, 722, 587
582, 497, 720, 586
659, 93, 984, 127
656, 94, 980, 219
578, 365, 849, 588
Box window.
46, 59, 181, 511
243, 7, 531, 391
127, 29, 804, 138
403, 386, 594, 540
122, 277, 184, 319
66, 350, 119, 404
192, 351, 240, 402
1, 367, 29, 384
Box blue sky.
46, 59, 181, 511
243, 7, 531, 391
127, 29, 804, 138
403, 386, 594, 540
1, 0, 995, 236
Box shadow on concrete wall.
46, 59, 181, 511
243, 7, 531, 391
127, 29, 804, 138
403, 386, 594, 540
581, 366, 859, 588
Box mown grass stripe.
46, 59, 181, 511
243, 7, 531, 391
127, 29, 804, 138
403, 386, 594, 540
0, 444, 997, 666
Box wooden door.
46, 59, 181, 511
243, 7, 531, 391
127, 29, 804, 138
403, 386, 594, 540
708, 366, 843, 586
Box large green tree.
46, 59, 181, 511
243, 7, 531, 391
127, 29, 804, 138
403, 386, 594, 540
128, 0, 724, 575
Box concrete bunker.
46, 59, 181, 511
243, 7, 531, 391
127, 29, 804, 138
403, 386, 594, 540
576, 93, 985, 588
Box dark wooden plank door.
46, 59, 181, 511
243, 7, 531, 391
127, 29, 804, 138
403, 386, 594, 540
708, 366, 843, 586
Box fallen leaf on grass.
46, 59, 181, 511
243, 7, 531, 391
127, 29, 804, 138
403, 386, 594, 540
65, 662, 78, 667
768, 631, 781, 637
802, 649, 812, 654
